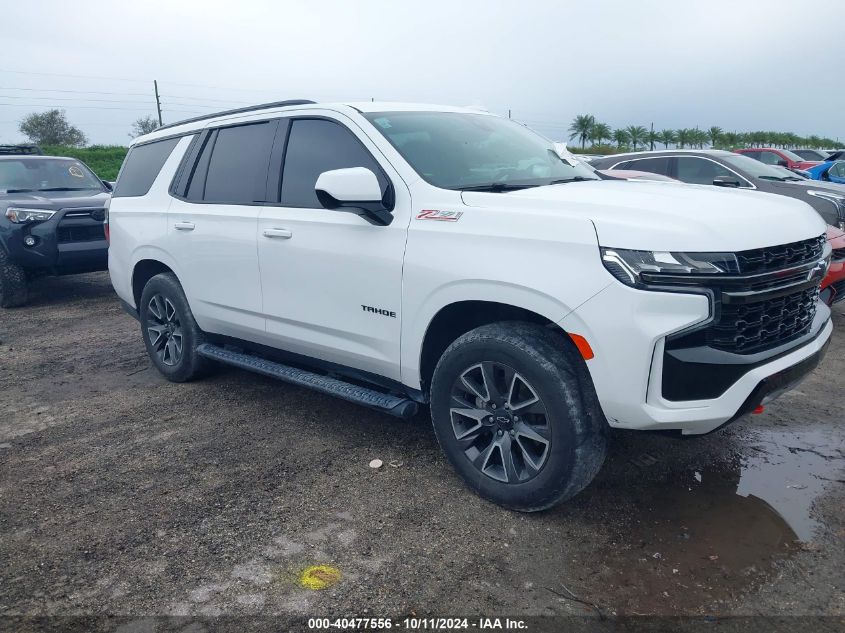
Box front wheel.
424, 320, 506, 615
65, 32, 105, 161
139, 272, 212, 382
430, 322, 607, 512
0, 249, 28, 308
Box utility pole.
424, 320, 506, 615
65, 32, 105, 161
154, 80, 163, 126
650, 122, 654, 151
508, 109, 511, 119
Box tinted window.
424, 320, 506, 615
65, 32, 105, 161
676, 157, 737, 185
200, 122, 276, 204
742, 150, 761, 160
626, 157, 671, 176
113, 137, 180, 197
281, 119, 387, 208
830, 162, 845, 178
757, 151, 783, 166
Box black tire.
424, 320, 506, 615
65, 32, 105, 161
0, 249, 28, 308
139, 272, 212, 382
430, 321, 607, 512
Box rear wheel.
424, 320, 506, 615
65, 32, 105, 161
139, 272, 211, 382
0, 249, 28, 308
430, 322, 607, 512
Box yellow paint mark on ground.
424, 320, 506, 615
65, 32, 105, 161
299, 565, 342, 590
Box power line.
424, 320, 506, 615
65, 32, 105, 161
0, 102, 156, 111
0, 86, 153, 97
0, 94, 155, 105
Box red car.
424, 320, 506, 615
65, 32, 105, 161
821, 225, 845, 306
734, 147, 822, 171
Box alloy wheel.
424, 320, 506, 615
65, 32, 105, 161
449, 361, 551, 483
146, 293, 183, 366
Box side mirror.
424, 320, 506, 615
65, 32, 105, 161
101, 180, 113, 192
315, 167, 393, 226
713, 176, 741, 188
777, 159, 789, 168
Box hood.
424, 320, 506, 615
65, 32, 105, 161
0, 189, 110, 210
782, 179, 845, 195
461, 179, 826, 252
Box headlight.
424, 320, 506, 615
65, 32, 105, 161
601, 247, 738, 288
5, 207, 56, 224
807, 190, 845, 230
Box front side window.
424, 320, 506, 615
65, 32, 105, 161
281, 119, 388, 208
675, 157, 738, 185
758, 151, 784, 166
1, 157, 104, 194
364, 111, 599, 190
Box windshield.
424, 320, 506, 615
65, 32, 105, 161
364, 111, 599, 190
0, 158, 104, 193
721, 154, 804, 181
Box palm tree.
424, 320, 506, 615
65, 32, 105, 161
612, 128, 630, 150
692, 128, 709, 149
647, 128, 660, 151
707, 126, 723, 148
589, 122, 612, 147
676, 128, 692, 149
568, 114, 595, 149
722, 131, 740, 148
658, 129, 677, 148
626, 125, 648, 151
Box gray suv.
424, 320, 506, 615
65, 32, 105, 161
592, 150, 845, 229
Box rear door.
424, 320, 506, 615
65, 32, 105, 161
168, 119, 278, 338
256, 114, 410, 380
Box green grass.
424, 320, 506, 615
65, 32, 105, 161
41, 145, 128, 181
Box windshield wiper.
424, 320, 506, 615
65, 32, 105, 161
757, 176, 791, 182
36, 187, 94, 192
4, 188, 36, 193
548, 176, 596, 184
459, 183, 538, 192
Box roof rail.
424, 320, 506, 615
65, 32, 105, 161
155, 99, 317, 132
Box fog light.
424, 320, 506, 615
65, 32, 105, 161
23, 235, 37, 247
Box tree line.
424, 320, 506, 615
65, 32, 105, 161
14, 109, 160, 146
567, 114, 840, 153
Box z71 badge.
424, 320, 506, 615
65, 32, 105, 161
416, 209, 463, 222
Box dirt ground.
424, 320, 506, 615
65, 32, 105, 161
1, 272, 843, 630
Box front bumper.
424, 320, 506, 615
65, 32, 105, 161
0, 208, 107, 274
559, 282, 833, 435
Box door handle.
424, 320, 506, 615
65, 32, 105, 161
263, 228, 293, 239
174, 222, 195, 231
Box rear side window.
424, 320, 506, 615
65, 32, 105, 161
200, 122, 276, 204
281, 119, 387, 208
113, 137, 180, 197
626, 157, 671, 176
676, 157, 735, 185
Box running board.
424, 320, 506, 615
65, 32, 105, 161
196, 343, 419, 419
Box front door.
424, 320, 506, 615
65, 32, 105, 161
257, 116, 409, 380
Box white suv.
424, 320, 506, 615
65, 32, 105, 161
107, 100, 833, 511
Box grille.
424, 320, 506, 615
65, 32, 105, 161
833, 247, 845, 262
736, 236, 825, 274
708, 286, 819, 354
57, 225, 106, 243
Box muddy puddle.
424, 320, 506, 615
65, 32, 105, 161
573, 427, 845, 614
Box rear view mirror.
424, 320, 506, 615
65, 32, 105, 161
315, 167, 393, 225
713, 176, 741, 188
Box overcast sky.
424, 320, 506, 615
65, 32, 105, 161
2, 0, 843, 146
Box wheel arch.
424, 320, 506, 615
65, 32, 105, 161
132, 259, 175, 310
417, 299, 574, 395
